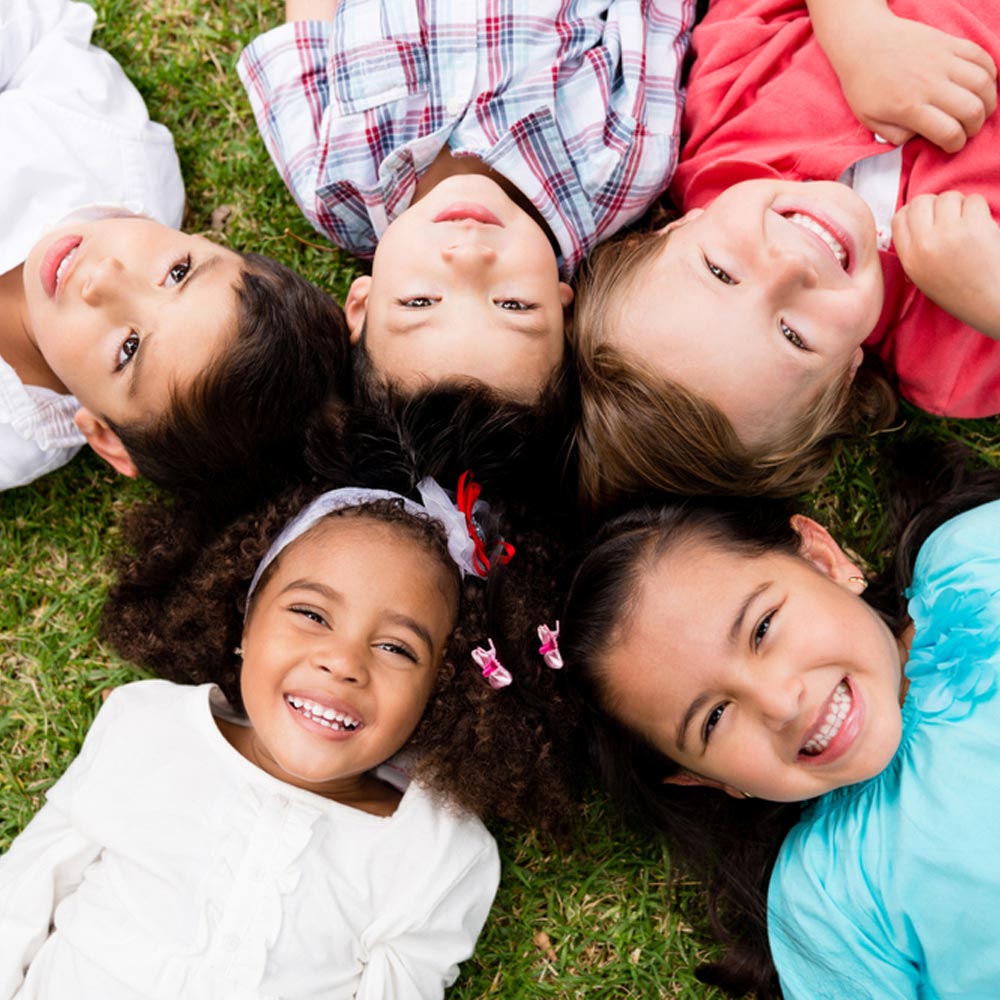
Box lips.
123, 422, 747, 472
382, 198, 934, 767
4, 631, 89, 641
798, 677, 864, 764
783, 211, 851, 272
40, 236, 83, 298
432, 202, 504, 227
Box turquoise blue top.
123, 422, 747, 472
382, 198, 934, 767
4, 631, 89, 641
768, 500, 1000, 1000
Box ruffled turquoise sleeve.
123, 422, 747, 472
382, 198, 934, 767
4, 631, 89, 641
904, 499, 1000, 719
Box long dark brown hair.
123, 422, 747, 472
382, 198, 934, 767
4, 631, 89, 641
561, 437, 1000, 996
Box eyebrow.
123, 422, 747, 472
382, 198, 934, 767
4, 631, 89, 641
675, 580, 773, 751
128, 254, 223, 400
279, 580, 435, 656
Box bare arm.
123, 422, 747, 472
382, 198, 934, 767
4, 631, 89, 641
893, 192, 1000, 341
806, 0, 997, 152
286, 0, 338, 22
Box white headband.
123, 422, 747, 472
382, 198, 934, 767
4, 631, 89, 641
245, 478, 486, 604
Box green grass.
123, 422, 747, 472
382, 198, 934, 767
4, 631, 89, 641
2, 3, 999, 997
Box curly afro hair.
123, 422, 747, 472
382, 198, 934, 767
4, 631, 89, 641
102, 482, 585, 836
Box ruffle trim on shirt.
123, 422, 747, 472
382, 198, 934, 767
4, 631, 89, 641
904, 584, 1000, 721
197, 783, 323, 992
0, 357, 84, 449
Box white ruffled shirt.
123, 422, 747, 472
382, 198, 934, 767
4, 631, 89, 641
0, 681, 500, 999
0, 0, 185, 490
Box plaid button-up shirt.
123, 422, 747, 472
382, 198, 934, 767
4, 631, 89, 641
238, 0, 694, 277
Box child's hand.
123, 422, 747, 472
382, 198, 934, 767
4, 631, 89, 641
286, 0, 338, 21
811, 3, 997, 152
893, 192, 1000, 341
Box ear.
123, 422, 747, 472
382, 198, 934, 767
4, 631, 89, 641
73, 408, 139, 478
658, 207, 706, 235
558, 281, 574, 309
663, 768, 745, 799
790, 514, 862, 588
849, 345, 864, 379
344, 275, 371, 345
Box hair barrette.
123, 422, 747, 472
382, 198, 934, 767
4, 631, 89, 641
456, 471, 515, 577
471, 639, 512, 689
536, 621, 563, 669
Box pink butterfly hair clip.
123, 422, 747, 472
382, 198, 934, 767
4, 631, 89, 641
536, 621, 563, 669
471, 639, 512, 689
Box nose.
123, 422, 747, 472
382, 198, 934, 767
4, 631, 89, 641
747, 667, 804, 731
765, 244, 819, 296
313, 639, 371, 687
440, 241, 497, 273
81, 256, 128, 306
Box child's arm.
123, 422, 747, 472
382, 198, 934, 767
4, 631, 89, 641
806, 0, 997, 152
0, 803, 101, 996
892, 192, 1000, 341
285, 0, 337, 20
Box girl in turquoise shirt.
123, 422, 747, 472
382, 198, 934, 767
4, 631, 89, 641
562, 443, 1000, 998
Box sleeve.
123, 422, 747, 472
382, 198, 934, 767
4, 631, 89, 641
0, 0, 78, 90
236, 21, 341, 242
0, 803, 102, 998
354, 839, 500, 1000
768, 835, 918, 1000
0, 423, 81, 491
0, 687, 129, 997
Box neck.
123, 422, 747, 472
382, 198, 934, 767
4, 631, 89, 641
216, 717, 403, 817
413, 149, 559, 251
0, 266, 65, 392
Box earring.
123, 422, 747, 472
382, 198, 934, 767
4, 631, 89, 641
848, 575, 868, 591
233, 646, 244, 657
741, 790, 754, 799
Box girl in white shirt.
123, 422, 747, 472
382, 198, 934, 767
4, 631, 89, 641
0, 478, 578, 998
1, 0, 349, 512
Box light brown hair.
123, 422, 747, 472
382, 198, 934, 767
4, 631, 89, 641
571, 231, 898, 512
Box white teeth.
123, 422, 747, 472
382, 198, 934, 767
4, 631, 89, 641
285, 695, 360, 730
801, 681, 851, 755
784, 212, 847, 269
55, 246, 77, 287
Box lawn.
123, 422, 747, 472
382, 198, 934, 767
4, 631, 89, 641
2, 3, 998, 997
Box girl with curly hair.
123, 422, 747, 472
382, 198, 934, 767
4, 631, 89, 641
561, 442, 1000, 998
0, 475, 578, 998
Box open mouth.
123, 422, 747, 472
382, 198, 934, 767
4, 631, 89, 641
800, 679, 852, 756
285, 695, 362, 732
783, 212, 849, 270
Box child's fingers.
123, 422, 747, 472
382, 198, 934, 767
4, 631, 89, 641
910, 104, 972, 154
952, 36, 998, 86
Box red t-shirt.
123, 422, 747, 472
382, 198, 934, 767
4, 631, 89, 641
672, 0, 1000, 417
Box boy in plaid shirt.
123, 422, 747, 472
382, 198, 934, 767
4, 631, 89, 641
238, 0, 694, 401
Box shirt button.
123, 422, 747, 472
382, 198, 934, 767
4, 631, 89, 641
222, 933, 240, 952
446, 98, 465, 117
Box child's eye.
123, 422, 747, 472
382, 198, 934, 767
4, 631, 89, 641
114, 331, 140, 372
753, 611, 774, 649
398, 296, 436, 308
704, 703, 726, 742
291, 606, 328, 626
165, 255, 192, 287
495, 299, 535, 311
780, 320, 807, 350
376, 641, 418, 663
705, 259, 737, 285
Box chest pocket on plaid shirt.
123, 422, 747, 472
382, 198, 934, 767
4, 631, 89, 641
331, 38, 429, 115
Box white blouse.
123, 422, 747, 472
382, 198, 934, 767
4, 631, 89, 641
0, 0, 185, 489
0, 681, 500, 999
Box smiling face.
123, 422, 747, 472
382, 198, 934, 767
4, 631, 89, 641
236, 515, 458, 799
22, 214, 244, 430
601, 517, 907, 802
345, 175, 572, 402
605, 179, 885, 447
